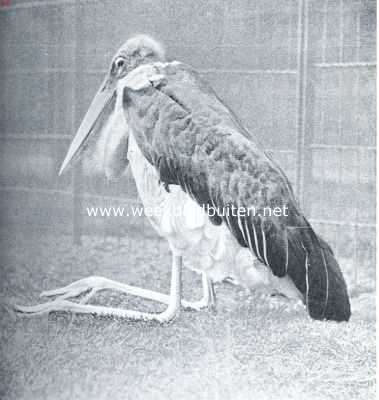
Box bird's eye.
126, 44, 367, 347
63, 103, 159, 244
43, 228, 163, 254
115, 58, 125, 69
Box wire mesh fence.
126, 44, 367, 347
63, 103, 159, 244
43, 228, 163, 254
304, 0, 376, 287
0, 0, 376, 287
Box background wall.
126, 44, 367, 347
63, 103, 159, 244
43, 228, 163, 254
0, 0, 376, 287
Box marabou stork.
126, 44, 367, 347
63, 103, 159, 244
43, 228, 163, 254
16, 35, 351, 322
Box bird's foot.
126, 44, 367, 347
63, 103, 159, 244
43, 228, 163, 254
38, 276, 168, 304
183, 273, 216, 314
14, 275, 177, 322
182, 296, 215, 313
14, 299, 178, 323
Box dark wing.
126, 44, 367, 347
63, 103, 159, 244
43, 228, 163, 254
124, 62, 350, 321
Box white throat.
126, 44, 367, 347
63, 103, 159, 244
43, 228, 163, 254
127, 132, 167, 210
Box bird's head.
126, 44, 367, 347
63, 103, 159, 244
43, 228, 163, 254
59, 34, 165, 179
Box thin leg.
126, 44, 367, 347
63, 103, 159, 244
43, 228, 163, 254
207, 275, 217, 312
15, 255, 183, 323
182, 273, 216, 312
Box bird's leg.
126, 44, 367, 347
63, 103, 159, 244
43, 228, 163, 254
14, 256, 183, 323
182, 272, 217, 312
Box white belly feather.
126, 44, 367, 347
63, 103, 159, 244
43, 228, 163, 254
127, 133, 301, 299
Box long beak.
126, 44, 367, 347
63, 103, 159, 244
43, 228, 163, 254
59, 77, 116, 176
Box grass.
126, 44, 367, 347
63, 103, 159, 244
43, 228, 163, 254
0, 224, 375, 400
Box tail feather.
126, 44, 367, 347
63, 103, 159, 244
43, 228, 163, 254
286, 218, 351, 321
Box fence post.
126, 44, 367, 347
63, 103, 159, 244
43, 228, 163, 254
72, 0, 82, 245
295, 0, 313, 215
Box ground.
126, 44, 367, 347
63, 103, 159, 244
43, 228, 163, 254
0, 225, 375, 400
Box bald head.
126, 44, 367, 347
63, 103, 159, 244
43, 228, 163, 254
110, 35, 166, 77
119, 35, 165, 61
